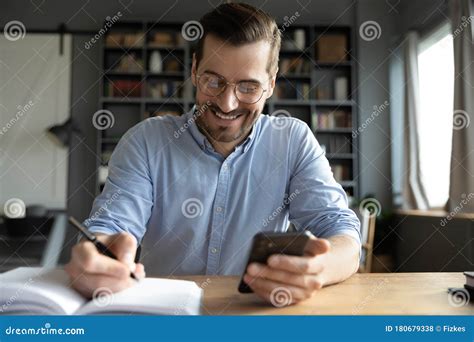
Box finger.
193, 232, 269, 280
100, 233, 138, 270
70, 272, 137, 298
71, 241, 131, 278
304, 237, 331, 256
267, 254, 325, 274
247, 263, 322, 290
134, 263, 146, 279
243, 274, 310, 303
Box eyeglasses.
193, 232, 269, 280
196, 73, 267, 104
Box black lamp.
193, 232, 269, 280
46, 118, 82, 147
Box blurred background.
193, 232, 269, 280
0, 0, 473, 274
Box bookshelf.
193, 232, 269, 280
97, 21, 359, 201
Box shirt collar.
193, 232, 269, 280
186, 105, 260, 154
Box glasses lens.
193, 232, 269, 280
235, 81, 263, 104
198, 74, 225, 97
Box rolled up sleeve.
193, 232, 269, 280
288, 122, 361, 246
84, 123, 153, 244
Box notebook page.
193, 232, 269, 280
0, 267, 86, 315
77, 278, 203, 315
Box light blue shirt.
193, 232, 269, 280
85, 108, 361, 276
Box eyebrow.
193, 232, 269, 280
202, 69, 263, 84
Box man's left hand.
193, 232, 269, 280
243, 235, 331, 306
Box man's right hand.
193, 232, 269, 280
65, 233, 146, 298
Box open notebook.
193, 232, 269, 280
0, 267, 202, 315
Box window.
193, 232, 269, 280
417, 24, 454, 208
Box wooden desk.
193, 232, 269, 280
178, 273, 473, 315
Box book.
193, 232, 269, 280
316, 34, 348, 62
334, 77, 348, 101
464, 271, 474, 287
109, 80, 142, 97
0, 267, 202, 315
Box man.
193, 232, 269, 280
66, 3, 361, 306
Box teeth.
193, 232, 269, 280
214, 111, 237, 120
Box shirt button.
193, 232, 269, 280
216, 206, 223, 213
222, 163, 228, 170
211, 247, 218, 254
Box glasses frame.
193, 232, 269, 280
196, 73, 268, 104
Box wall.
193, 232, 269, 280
0, 34, 71, 210
356, 0, 396, 209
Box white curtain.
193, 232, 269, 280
448, 0, 474, 213
401, 31, 430, 210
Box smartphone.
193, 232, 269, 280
238, 230, 312, 293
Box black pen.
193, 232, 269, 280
68, 216, 138, 280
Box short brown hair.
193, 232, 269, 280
194, 3, 281, 75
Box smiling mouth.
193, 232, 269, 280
211, 108, 243, 121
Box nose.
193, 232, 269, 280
216, 85, 239, 113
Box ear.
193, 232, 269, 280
191, 53, 197, 87
266, 68, 278, 99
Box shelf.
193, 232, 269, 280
339, 181, 356, 187
146, 71, 185, 77
104, 71, 144, 77
277, 73, 312, 80
105, 46, 143, 52
272, 99, 354, 107
326, 153, 354, 159
314, 61, 352, 68
147, 46, 185, 52
143, 98, 187, 104
100, 97, 143, 104
315, 128, 353, 133
280, 49, 311, 55
100, 97, 189, 105
273, 99, 312, 106
314, 100, 354, 107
